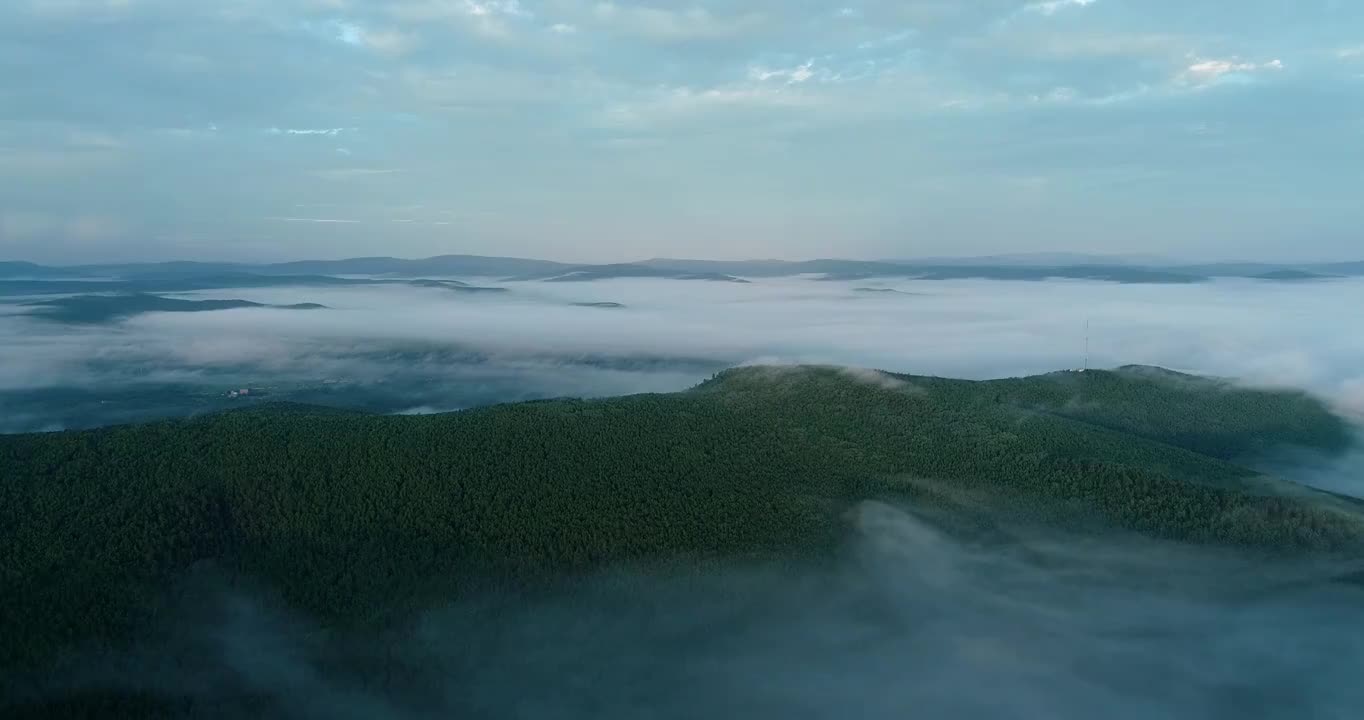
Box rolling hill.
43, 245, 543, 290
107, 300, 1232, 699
22, 294, 327, 324
2, 364, 1360, 687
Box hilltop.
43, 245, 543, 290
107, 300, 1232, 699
22, 294, 327, 324
1, 365, 1360, 682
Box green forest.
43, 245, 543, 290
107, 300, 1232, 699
2, 365, 1361, 679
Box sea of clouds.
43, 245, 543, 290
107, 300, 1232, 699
4, 275, 1364, 429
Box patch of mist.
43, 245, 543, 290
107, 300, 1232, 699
392, 406, 461, 417
6, 277, 1364, 437
10, 501, 1364, 719
1256, 438, 1364, 500
837, 367, 922, 392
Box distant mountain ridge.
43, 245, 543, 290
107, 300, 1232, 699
22, 294, 328, 324
4, 254, 1364, 285
0, 274, 508, 298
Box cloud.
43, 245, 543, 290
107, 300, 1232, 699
267, 127, 350, 136
1338, 46, 1364, 60
11, 496, 1364, 715
6, 276, 1364, 444
748, 60, 820, 85
330, 21, 417, 55
1022, 0, 1096, 16
4, 0, 1364, 264
1178, 57, 1284, 87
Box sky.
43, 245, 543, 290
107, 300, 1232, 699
1, 0, 1362, 264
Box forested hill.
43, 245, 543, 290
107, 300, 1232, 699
2, 365, 1361, 676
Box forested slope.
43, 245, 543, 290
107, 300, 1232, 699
2, 365, 1360, 675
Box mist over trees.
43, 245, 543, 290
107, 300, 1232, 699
4, 272, 1364, 718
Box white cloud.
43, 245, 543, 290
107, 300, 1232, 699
549, 22, 577, 34
268, 127, 349, 136
1338, 46, 1364, 59
464, 0, 530, 19
1023, 0, 1096, 16
331, 21, 417, 55
9, 277, 1364, 437
749, 60, 819, 85
1179, 57, 1283, 87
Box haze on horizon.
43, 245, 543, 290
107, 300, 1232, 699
2, 0, 1362, 265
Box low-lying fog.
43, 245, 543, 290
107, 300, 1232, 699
7, 280, 1364, 717
20, 502, 1363, 719
4, 276, 1364, 434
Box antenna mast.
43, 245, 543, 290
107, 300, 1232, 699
1084, 318, 1090, 371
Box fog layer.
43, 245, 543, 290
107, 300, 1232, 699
4, 276, 1364, 433
12, 502, 1362, 719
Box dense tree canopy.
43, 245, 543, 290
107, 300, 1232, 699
2, 366, 1360, 679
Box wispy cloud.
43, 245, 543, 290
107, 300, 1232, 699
1178, 57, 1284, 87
330, 20, 418, 56
268, 127, 351, 137
748, 60, 819, 85
1023, 0, 1097, 16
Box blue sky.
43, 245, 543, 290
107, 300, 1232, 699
1, 0, 1361, 263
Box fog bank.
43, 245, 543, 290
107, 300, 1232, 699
10, 502, 1362, 719
4, 277, 1364, 433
